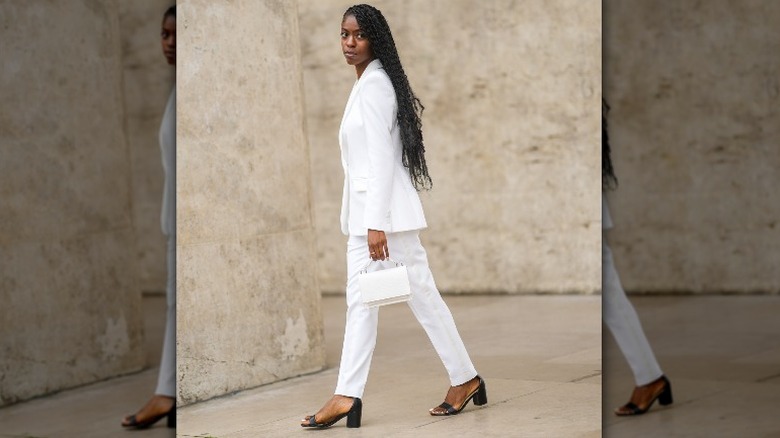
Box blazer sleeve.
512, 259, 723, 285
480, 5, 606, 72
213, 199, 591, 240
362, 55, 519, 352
360, 71, 397, 231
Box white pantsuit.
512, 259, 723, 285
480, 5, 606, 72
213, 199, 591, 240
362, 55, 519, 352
156, 87, 176, 397
602, 194, 663, 386
334, 60, 477, 398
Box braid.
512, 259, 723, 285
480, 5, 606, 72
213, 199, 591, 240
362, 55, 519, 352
602, 99, 618, 190
344, 4, 432, 191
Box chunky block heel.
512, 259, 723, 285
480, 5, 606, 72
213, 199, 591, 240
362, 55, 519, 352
658, 377, 673, 406
167, 406, 176, 428
472, 379, 488, 406
346, 398, 362, 428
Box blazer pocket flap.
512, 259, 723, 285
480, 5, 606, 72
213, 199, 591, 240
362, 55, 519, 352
352, 177, 368, 192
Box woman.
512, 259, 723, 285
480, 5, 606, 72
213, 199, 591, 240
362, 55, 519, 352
602, 100, 673, 415
122, 5, 176, 429
301, 4, 486, 429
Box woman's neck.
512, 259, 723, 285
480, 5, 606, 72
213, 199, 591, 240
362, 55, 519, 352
355, 58, 375, 79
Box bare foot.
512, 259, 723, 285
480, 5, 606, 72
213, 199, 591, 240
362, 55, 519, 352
614, 376, 670, 415
122, 394, 175, 427
429, 376, 481, 415
301, 395, 355, 426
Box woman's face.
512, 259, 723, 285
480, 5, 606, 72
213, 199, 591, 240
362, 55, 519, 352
161, 15, 176, 65
341, 15, 373, 69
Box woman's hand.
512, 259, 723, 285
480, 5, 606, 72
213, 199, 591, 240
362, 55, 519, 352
367, 229, 389, 261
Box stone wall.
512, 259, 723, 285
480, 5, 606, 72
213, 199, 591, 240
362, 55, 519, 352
119, 1, 176, 293
176, 0, 326, 405
300, 0, 602, 294
604, 0, 780, 293
0, 0, 145, 406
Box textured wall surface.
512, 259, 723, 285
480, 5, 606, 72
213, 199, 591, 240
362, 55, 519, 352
177, 0, 326, 405
0, 1, 145, 406
604, 1, 780, 292
300, 0, 602, 294
119, 1, 176, 293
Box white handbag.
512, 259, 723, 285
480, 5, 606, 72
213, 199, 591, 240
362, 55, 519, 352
358, 258, 411, 307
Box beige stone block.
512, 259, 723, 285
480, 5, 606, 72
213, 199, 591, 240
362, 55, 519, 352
177, 0, 326, 404
177, 231, 326, 404
178, 3, 312, 244
118, 1, 177, 292
0, 233, 145, 405
0, 1, 145, 405
605, 0, 780, 292
1, 3, 133, 243
300, 0, 602, 294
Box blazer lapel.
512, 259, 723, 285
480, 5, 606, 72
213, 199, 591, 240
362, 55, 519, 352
339, 80, 359, 151
338, 59, 385, 163
339, 59, 384, 147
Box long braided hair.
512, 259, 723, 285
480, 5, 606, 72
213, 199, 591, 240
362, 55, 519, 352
602, 99, 618, 190
344, 4, 432, 191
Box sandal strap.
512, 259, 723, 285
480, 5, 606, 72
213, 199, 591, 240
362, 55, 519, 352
438, 402, 457, 415
623, 402, 641, 415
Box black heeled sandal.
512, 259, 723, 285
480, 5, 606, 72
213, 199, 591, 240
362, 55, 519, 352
430, 376, 487, 416
615, 375, 673, 416
122, 405, 176, 429
301, 397, 362, 429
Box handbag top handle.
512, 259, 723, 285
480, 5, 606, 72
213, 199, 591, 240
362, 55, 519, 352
359, 257, 404, 275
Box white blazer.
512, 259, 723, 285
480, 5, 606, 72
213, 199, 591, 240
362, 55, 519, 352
160, 86, 176, 236
338, 59, 427, 236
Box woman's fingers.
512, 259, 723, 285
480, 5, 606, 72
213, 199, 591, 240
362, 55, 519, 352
376, 236, 388, 260
370, 243, 384, 260
367, 229, 388, 261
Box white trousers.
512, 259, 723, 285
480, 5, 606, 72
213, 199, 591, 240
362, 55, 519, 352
603, 237, 663, 386
155, 234, 176, 397
335, 231, 478, 398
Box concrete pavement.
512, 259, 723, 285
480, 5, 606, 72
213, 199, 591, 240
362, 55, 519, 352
177, 295, 602, 437
603, 295, 780, 438
4, 294, 776, 437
